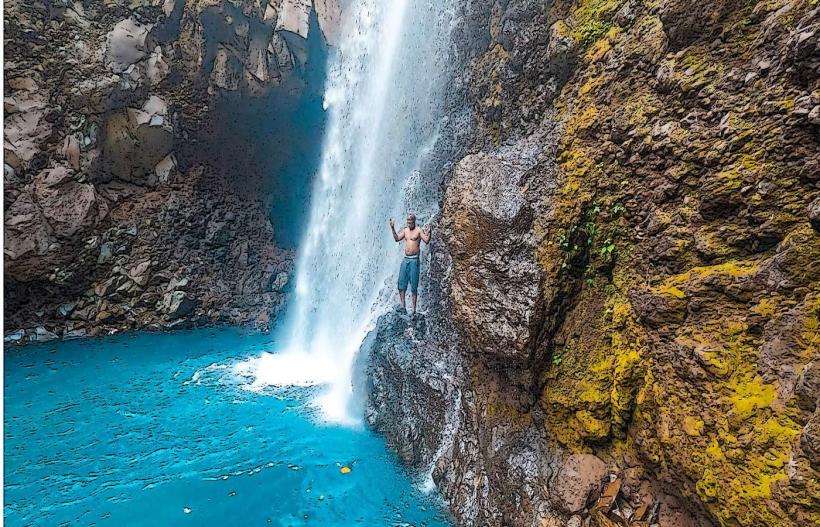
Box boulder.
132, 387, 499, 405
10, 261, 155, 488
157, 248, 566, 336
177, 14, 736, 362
658, 0, 731, 48
546, 20, 578, 79
162, 0, 177, 17
441, 151, 543, 359
33, 326, 59, 343
101, 101, 173, 184
4, 187, 54, 260
95, 276, 120, 297
62, 135, 81, 169
276, 0, 312, 65
98, 242, 113, 264
33, 168, 101, 238
4, 329, 26, 343
270, 271, 289, 292
205, 219, 230, 245
549, 454, 608, 514
275, 0, 311, 39
142, 95, 168, 117
57, 302, 76, 318
145, 46, 170, 85
800, 412, 820, 464
63, 328, 88, 340
264, 0, 277, 21
246, 24, 273, 85
270, 33, 295, 73
210, 46, 243, 91
163, 290, 195, 319
808, 196, 820, 232
129, 260, 152, 286
69, 75, 121, 113
154, 153, 177, 183
166, 276, 190, 291
63, 2, 90, 29
795, 361, 819, 412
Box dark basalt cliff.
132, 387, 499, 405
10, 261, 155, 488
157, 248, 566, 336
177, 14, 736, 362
366, 1, 819, 526
4, 0, 338, 341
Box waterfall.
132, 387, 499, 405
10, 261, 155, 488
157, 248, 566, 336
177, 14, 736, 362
234, 0, 460, 424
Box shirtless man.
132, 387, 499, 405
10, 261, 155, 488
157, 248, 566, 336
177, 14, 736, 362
389, 213, 431, 315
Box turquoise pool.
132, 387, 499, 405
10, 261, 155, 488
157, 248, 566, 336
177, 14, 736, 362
4, 328, 451, 526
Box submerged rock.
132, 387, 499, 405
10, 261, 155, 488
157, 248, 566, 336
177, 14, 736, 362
275, 0, 311, 39
314, 0, 342, 45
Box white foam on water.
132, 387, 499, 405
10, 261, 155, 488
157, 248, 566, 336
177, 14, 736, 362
233, 0, 459, 424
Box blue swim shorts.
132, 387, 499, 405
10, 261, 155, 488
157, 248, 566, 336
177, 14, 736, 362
398, 255, 420, 294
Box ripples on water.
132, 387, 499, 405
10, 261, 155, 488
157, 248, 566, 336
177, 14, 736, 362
4, 328, 451, 526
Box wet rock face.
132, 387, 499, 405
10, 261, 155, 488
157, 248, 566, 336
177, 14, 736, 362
364, 311, 564, 527
363, 312, 454, 468
3, 0, 341, 341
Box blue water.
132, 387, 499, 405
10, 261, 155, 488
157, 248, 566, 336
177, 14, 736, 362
4, 328, 451, 526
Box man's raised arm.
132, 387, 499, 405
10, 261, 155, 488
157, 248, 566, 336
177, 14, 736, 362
389, 218, 405, 241
421, 225, 432, 244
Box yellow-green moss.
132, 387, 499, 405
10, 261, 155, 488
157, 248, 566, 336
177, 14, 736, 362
675, 47, 725, 92
697, 469, 719, 501
662, 260, 760, 289
576, 410, 610, 439
541, 273, 650, 448
752, 296, 777, 317
584, 25, 621, 62
535, 1, 818, 523
656, 284, 687, 299
569, 0, 621, 47
683, 416, 704, 437
726, 375, 777, 422
567, 105, 599, 135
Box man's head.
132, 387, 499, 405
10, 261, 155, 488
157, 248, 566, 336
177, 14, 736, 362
406, 213, 416, 229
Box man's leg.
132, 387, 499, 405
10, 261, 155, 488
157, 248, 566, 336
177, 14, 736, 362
397, 259, 408, 312
399, 290, 406, 310
409, 258, 420, 315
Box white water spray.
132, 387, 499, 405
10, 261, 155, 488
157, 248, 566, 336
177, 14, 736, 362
234, 0, 459, 423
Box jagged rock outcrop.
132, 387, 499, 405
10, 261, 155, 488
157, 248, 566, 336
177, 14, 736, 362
366, 1, 819, 527
4, 0, 341, 342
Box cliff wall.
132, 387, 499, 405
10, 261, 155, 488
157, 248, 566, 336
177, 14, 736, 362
4, 0, 339, 341
367, 1, 819, 526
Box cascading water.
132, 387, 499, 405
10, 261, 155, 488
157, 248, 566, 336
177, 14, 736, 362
234, 0, 461, 424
